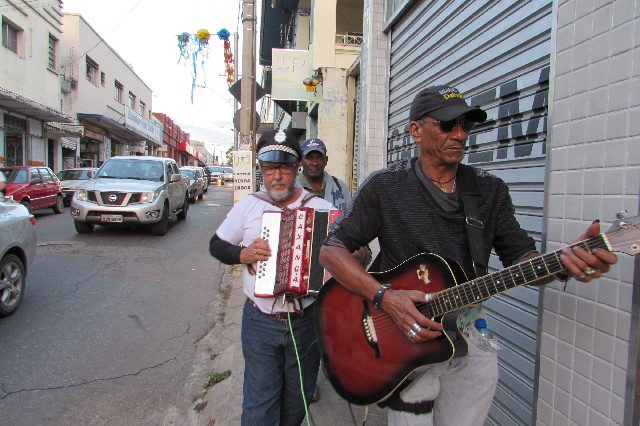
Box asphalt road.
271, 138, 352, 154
0, 184, 234, 425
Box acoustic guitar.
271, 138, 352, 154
314, 215, 640, 405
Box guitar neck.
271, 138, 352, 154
425, 234, 610, 317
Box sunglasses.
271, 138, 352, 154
429, 117, 476, 133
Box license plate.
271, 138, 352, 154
101, 214, 123, 223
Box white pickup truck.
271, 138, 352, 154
70, 156, 190, 236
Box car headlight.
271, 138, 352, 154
76, 189, 88, 201
140, 192, 158, 203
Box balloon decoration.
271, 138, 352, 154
177, 28, 234, 104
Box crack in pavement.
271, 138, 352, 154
0, 357, 176, 400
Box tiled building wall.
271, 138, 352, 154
359, 0, 387, 180
539, 0, 640, 424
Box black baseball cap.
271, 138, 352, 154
256, 129, 302, 164
409, 85, 487, 123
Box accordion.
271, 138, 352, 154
254, 207, 341, 298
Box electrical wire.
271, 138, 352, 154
288, 310, 312, 426
59, 0, 145, 69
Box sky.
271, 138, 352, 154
61, 0, 243, 155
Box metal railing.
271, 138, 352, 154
335, 33, 363, 46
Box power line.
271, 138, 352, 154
60, 0, 145, 69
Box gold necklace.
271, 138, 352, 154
428, 175, 456, 193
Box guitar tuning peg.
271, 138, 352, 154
616, 211, 628, 219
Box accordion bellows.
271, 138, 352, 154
254, 208, 341, 298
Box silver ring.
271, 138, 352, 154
583, 267, 595, 275
411, 323, 422, 333
253, 248, 257, 255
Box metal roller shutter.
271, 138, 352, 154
386, 1, 553, 424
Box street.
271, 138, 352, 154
0, 185, 234, 425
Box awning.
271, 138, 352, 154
259, 0, 300, 66
60, 137, 77, 150
77, 113, 161, 146
0, 86, 74, 122
44, 122, 84, 137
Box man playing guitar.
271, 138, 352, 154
318, 85, 617, 425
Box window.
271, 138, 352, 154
100, 71, 106, 87
139, 101, 146, 116
86, 56, 99, 85
128, 92, 136, 109
114, 80, 123, 102
2, 18, 19, 54
48, 34, 57, 69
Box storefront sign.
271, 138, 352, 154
233, 151, 254, 204
124, 106, 162, 145
272, 49, 309, 101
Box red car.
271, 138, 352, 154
0, 166, 64, 214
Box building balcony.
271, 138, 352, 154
335, 33, 363, 47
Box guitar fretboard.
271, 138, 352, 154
422, 234, 610, 318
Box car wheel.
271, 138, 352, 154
74, 221, 94, 233
177, 194, 189, 221
151, 203, 170, 235
199, 191, 204, 201
52, 195, 64, 214
20, 201, 31, 214
0, 254, 26, 317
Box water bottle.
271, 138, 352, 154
475, 318, 494, 339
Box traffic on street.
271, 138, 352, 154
0, 183, 234, 425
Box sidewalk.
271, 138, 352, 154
192, 265, 388, 426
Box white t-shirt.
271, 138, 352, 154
215, 189, 335, 314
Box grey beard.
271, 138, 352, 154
268, 186, 293, 202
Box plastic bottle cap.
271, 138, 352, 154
475, 318, 487, 329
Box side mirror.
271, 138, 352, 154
170, 174, 181, 183
87, 171, 95, 178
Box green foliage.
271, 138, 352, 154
203, 369, 231, 390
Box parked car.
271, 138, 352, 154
207, 165, 224, 185
222, 167, 234, 182
0, 196, 36, 316
0, 166, 64, 214
70, 156, 190, 236
179, 167, 205, 202
57, 167, 99, 206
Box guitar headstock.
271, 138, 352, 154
606, 215, 640, 255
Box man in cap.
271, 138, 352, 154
298, 138, 350, 211
319, 85, 616, 425
209, 129, 334, 425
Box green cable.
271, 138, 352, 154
288, 310, 311, 426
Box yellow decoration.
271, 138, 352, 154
197, 29, 211, 43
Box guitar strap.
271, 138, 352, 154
456, 164, 488, 278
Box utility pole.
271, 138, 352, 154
233, 31, 239, 150
240, 1, 256, 152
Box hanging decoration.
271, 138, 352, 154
176, 28, 235, 103
216, 28, 235, 87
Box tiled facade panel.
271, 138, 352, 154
359, 0, 387, 179
540, 0, 640, 424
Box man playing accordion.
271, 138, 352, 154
209, 129, 335, 425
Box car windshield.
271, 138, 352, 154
0, 168, 28, 184
181, 170, 195, 178
58, 170, 93, 180
208, 166, 222, 173
95, 159, 164, 181
223, 167, 233, 173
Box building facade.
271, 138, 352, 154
58, 13, 162, 171
0, 0, 74, 169
359, 0, 639, 424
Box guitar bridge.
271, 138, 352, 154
362, 300, 382, 358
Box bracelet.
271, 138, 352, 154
373, 283, 391, 308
